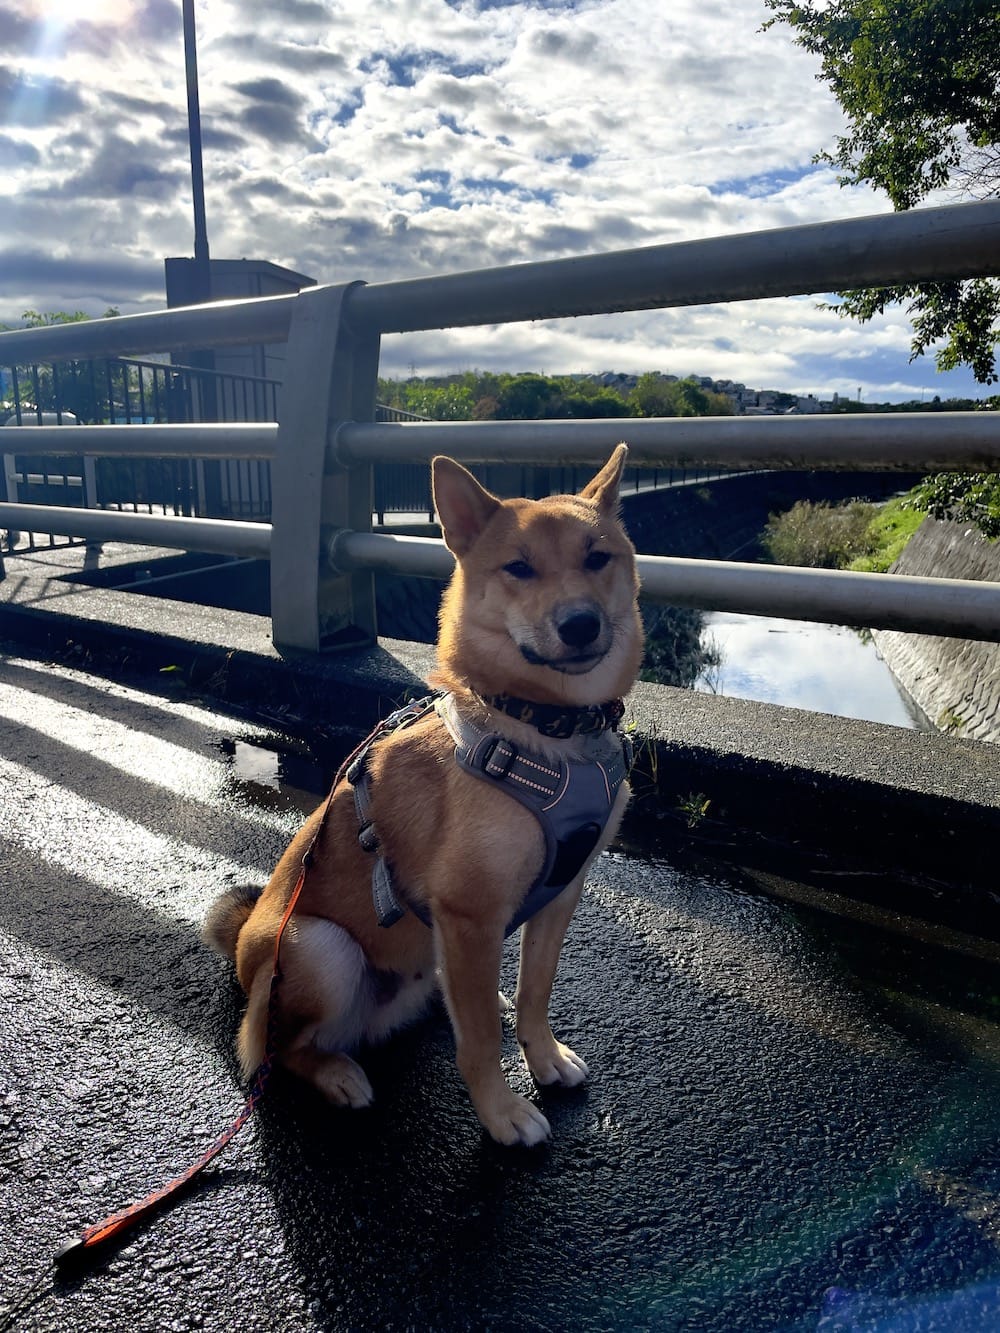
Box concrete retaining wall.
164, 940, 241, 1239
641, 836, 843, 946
873, 518, 1000, 743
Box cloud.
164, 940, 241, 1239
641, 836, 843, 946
22, 131, 186, 200
0, 0, 991, 402
0, 68, 87, 126
0, 248, 163, 310
230, 77, 304, 108
0, 133, 39, 167
0, 8, 42, 55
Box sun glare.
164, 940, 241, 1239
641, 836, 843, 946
41, 0, 126, 21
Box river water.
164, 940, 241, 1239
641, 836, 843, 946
695, 612, 930, 730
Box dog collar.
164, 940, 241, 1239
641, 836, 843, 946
476, 691, 625, 740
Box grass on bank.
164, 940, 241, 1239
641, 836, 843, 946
846, 494, 926, 572
761, 491, 925, 572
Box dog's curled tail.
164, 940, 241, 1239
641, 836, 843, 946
202, 883, 263, 960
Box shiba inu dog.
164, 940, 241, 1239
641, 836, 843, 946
204, 445, 644, 1146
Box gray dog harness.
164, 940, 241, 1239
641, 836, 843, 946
348, 692, 631, 938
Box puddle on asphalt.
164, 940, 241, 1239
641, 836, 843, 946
218, 734, 329, 816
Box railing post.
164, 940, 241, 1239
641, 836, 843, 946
270, 282, 379, 653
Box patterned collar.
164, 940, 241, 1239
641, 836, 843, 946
476, 691, 625, 740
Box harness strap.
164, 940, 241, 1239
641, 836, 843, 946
346, 694, 438, 929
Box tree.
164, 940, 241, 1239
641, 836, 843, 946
494, 374, 557, 420
763, 0, 1000, 383
629, 374, 733, 418
628, 372, 677, 417
906, 470, 1000, 538
0, 308, 123, 424
4, 308, 119, 329
401, 383, 475, 420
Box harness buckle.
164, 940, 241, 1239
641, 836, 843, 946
482, 737, 517, 780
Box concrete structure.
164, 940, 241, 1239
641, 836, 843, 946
164, 257, 316, 387
875, 517, 1000, 743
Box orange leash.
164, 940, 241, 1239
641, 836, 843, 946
56, 850, 319, 1261
0, 843, 326, 1332
0, 699, 440, 1331
50, 698, 438, 1265
54, 717, 371, 1265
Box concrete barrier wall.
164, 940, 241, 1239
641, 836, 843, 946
873, 518, 1000, 743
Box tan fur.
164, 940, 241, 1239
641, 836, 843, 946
203, 445, 644, 1146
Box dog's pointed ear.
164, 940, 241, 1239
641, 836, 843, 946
433, 456, 502, 557
579, 443, 628, 514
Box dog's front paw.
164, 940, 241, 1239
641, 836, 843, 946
522, 1037, 589, 1088
477, 1089, 552, 1147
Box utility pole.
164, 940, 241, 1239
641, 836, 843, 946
182, 0, 211, 303
179, 0, 218, 440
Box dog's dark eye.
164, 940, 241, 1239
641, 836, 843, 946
584, 550, 611, 572
503, 559, 536, 580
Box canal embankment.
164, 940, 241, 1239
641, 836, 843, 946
873, 517, 1000, 744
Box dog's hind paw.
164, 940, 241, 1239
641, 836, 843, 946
523, 1038, 589, 1088
314, 1053, 374, 1109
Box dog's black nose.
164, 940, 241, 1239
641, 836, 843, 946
558, 611, 601, 648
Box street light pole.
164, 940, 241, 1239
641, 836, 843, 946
182, 0, 211, 301
179, 0, 219, 437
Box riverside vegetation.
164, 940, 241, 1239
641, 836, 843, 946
761, 493, 927, 572
762, 475, 1000, 575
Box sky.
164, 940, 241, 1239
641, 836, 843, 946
0, 0, 992, 402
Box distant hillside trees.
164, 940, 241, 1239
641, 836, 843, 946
376, 371, 733, 420
628, 373, 733, 417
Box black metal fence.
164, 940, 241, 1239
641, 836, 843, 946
1, 354, 732, 551
0, 357, 282, 550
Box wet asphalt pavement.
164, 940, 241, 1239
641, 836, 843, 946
4, 644, 1000, 1332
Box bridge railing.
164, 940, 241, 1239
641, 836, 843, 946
2, 198, 1000, 651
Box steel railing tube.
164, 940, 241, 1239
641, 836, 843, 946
0, 423, 277, 460
635, 554, 1000, 642
345, 199, 1000, 333
0, 504, 272, 558
335, 413, 1000, 473
328, 531, 1000, 643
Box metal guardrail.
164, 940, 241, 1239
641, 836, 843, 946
2, 199, 1000, 649
0, 358, 284, 548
